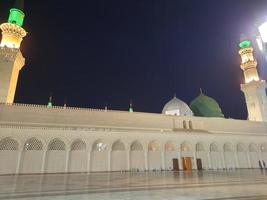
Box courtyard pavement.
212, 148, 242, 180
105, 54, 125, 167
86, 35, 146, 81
0, 169, 267, 199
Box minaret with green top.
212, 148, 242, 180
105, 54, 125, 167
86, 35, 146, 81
238, 35, 267, 122
0, 0, 27, 104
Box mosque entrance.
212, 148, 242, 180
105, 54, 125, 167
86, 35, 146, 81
182, 157, 192, 171
196, 159, 203, 170
172, 158, 179, 171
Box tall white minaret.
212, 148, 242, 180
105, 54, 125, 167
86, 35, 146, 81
0, 0, 27, 103
238, 36, 267, 121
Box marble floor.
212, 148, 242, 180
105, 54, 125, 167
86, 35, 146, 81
1, 169, 267, 199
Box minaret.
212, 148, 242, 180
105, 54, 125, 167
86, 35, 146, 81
238, 36, 267, 121
0, 0, 27, 103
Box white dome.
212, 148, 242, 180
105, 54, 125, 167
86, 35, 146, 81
162, 96, 193, 116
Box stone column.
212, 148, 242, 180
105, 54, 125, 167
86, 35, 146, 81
65, 150, 70, 173
41, 150, 47, 173
246, 151, 252, 168
144, 150, 148, 171
193, 151, 197, 170
161, 151, 165, 170
234, 152, 239, 169
259, 150, 263, 169
87, 151, 91, 173
207, 152, 212, 169
16, 150, 23, 174
221, 152, 226, 169
108, 150, 112, 171
127, 150, 131, 171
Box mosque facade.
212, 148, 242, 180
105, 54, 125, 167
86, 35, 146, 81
0, 1, 267, 175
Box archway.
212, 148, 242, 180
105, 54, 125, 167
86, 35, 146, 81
20, 138, 43, 173
237, 143, 248, 168
196, 142, 208, 169
130, 141, 144, 171
111, 140, 127, 171
91, 139, 108, 172
0, 137, 19, 174
181, 142, 193, 170
69, 139, 87, 172
148, 140, 161, 170
46, 138, 66, 173
223, 143, 235, 169
249, 143, 259, 168
210, 142, 222, 169
165, 141, 178, 170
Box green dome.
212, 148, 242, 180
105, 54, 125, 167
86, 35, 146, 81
190, 93, 224, 118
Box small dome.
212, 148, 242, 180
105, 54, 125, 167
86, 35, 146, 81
162, 96, 193, 116
190, 93, 224, 118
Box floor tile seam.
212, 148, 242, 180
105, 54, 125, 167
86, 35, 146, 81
1, 181, 267, 199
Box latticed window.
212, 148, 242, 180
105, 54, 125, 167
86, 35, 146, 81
0, 137, 19, 150
24, 138, 43, 150
48, 139, 66, 150
71, 140, 86, 151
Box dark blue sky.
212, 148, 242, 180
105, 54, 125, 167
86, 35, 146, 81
1, 0, 267, 119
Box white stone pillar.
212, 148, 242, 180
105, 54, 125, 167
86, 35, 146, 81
127, 150, 131, 171
161, 151, 165, 170
237, 151, 240, 169
108, 150, 112, 171
144, 150, 148, 170
65, 150, 70, 173
246, 151, 252, 168
207, 152, 212, 169
221, 152, 226, 169
179, 152, 184, 170
87, 151, 91, 173
16, 150, 23, 174
41, 151, 47, 173
259, 151, 263, 169
193, 152, 197, 170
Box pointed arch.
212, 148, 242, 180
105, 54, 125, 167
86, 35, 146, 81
24, 138, 43, 150
237, 143, 246, 152
181, 141, 192, 152
71, 139, 86, 151
0, 137, 19, 150
92, 139, 107, 151
165, 141, 176, 151
249, 143, 258, 152
196, 142, 205, 151
48, 138, 65, 150
223, 143, 233, 152
130, 141, 143, 151
112, 140, 125, 151
210, 142, 219, 152
148, 140, 160, 151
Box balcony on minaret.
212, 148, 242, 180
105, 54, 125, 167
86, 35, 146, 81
238, 40, 260, 84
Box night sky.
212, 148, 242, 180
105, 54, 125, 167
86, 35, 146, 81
1, 0, 267, 119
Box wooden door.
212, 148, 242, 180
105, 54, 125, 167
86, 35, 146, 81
172, 158, 179, 171
196, 158, 202, 170
182, 157, 192, 171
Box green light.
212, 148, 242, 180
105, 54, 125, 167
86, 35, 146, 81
8, 8, 25, 27
239, 40, 251, 49
129, 107, 133, 113
47, 102, 52, 107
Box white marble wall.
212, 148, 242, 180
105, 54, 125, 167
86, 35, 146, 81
0, 126, 267, 174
